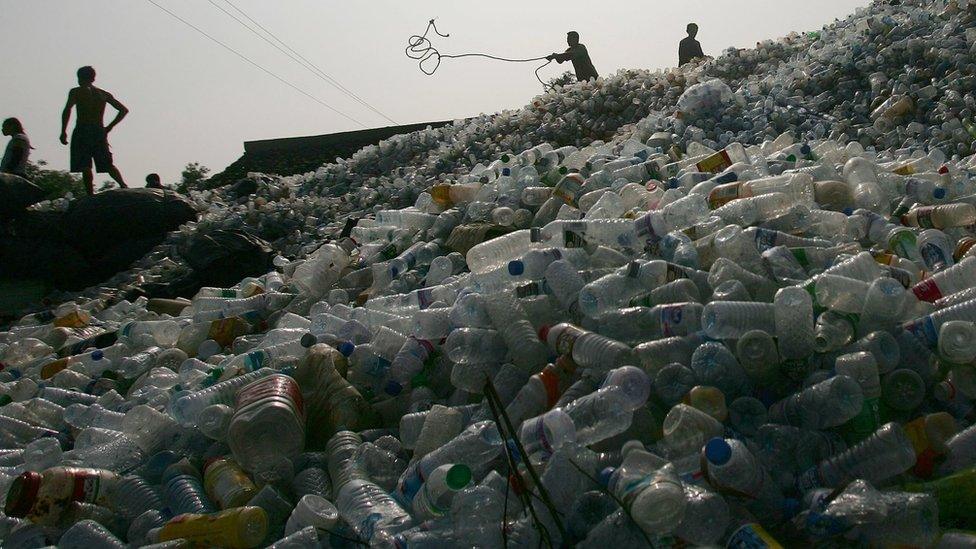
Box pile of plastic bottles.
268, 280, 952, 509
4, 0, 976, 547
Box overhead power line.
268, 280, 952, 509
144, 0, 366, 127
215, 0, 398, 126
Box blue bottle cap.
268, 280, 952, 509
704, 437, 732, 465
933, 188, 946, 199
338, 341, 356, 357
502, 168, 511, 176
508, 260, 525, 276
90, 350, 104, 361
505, 439, 522, 463
598, 466, 615, 487
384, 380, 403, 396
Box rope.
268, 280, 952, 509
214, 0, 398, 125
406, 19, 554, 91
143, 0, 366, 127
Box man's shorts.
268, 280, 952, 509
70, 124, 113, 173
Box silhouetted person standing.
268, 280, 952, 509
547, 31, 598, 82
1, 118, 31, 178
679, 23, 705, 66
60, 66, 128, 195
145, 173, 163, 189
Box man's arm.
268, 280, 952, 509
60, 90, 76, 145
551, 46, 574, 63
104, 92, 129, 134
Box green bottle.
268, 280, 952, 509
904, 467, 976, 528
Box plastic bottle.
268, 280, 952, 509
169, 367, 274, 427
701, 301, 776, 339
150, 506, 268, 549
283, 494, 338, 536
795, 422, 918, 491
4, 466, 118, 526
603, 444, 686, 535
163, 459, 217, 516
768, 375, 864, 430
203, 458, 257, 510
702, 438, 787, 520
227, 374, 305, 480
539, 323, 634, 375
411, 463, 472, 520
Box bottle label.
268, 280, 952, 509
919, 243, 949, 271
843, 397, 881, 444
659, 305, 684, 337
516, 282, 542, 299
911, 278, 943, 302
71, 472, 102, 503
538, 369, 562, 408
753, 228, 779, 251
707, 183, 741, 209
208, 318, 243, 347
696, 150, 733, 174
417, 288, 435, 310
791, 248, 810, 268
635, 213, 660, 242
910, 207, 937, 229
554, 329, 578, 356
727, 523, 783, 549
902, 316, 939, 346
235, 375, 305, 417
665, 263, 690, 283
563, 230, 587, 249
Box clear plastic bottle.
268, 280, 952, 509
444, 328, 507, 364
702, 438, 786, 519
483, 292, 549, 373
112, 474, 164, 520
774, 286, 816, 360
58, 519, 126, 549
227, 374, 305, 480
466, 229, 544, 274
118, 320, 181, 347
604, 444, 686, 535
540, 323, 634, 375
902, 203, 976, 229
395, 421, 502, 505
910, 257, 976, 302
283, 494, 338, 536
162, 459, 217, 516
795, 422, 917, 491
701, 301, 776, 339
411, 463, 472, 520
768, 375, 863, 430
169, 367, 274, 427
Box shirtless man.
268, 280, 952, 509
60, 66, 128, 194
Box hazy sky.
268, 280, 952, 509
1, 0, 870, 187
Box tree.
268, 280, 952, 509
177, 162, 210, 193
546, 71, 576, 90
22, 160, 86, 200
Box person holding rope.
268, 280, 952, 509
546, 31, 598, 82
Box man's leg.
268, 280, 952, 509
107, 165, 127, 188
82, 169, 95, 195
